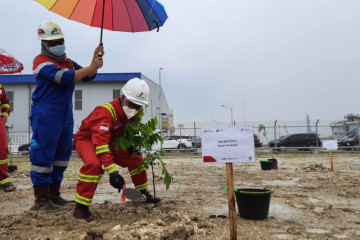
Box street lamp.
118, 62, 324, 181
158, 67, 163, 130
221, 104, 233, 126
178, 124, 184, 150
211, 119, 220, 127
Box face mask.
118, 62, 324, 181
123, 106, 139, 119
49, 44, 65, 56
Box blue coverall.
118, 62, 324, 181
30, 55, 94, 187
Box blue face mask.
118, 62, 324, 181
49, 44, 65, 56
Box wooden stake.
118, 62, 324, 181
226, 163, 237, 240
330, 150, 333, 171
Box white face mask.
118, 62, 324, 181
123, 106, 139, 119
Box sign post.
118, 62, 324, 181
226, 163, 237, 240
330, 150, 333, 171
322, 140, 337, 171
202, 126, 255, 240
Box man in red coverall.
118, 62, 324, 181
0, 84, 16, 192
73, 78, 160, 222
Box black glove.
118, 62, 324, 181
109, 172, 125, 191
127, 145, 135, 155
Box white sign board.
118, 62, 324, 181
322, 140, 338, 151
201, 126, 255, 163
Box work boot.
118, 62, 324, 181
140, 189, 161, 203
50, 183, 75, 206
0, 182, 16, 192
30, 186, 62, 211
73, 203, 94, 222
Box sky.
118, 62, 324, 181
2, 0, 360, 126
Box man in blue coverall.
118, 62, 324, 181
30, 21, 104, 211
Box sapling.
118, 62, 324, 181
111, 110, 173, 191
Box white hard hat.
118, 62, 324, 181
122, 78, 150, 106
37, 21, 65, 40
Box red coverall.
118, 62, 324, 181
0, 84, 11, 186
74, 98, 148, 206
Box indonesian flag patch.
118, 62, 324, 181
99, 122, 110, 131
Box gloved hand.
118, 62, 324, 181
127, 145, 135, 155
109, 172, 125, 191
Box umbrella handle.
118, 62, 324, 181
98, 42, 103, 57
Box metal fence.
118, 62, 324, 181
165, 120, 360, 152
8, 119, 360, 154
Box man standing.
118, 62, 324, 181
73, 78, 160, 222
30, 21, 103, 211
0, 84, 16, 192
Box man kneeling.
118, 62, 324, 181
73, 78, 160, 222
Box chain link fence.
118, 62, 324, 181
7, 119, 360, 154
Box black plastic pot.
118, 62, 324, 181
260, 160, 273, 170
235, 188, 273, 220
268, 158, 278, 170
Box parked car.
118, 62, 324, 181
18, 143, 31, 155
161, 136, 192, 151
254, 134, 262, 148
170, 135, 192, 141
268, 133, 322, 151
337, 133, 359, 150
191, 136, 202, 148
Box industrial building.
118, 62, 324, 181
0, 73, 171, 149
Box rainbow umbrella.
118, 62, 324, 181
35, 0, 168, 43
0, 49, 24, 75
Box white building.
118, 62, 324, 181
1, 73, 170, 148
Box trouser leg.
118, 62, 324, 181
112, 149, 149, 191
73, 139, 103, 222
0, 159, 9, 185
50, 124, 74, 205
29, 104, 62, 187
0, 121, 9, 185
29, 104, 63, 210
75, 139, 103, 207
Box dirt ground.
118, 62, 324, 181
1, 152, 360, 240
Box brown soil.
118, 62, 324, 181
1, 152, 360, 239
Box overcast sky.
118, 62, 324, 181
2, 0, 360, 126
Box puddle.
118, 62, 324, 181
308, 197, 320, 203
15, 185, 32, 190
313, 207, 324, 213
262, 180, 298, 186
322, 198, 360, 211
270, 203, 301, 220
306, 228, 330, 234
332, 233, 348, 239
273, 234, 296, 240
204, 204, 228, 216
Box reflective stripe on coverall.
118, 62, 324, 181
74, 99, 148, 206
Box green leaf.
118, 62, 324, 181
108, 110, 172, 190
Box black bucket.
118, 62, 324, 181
268, 158, 278, 170
260, 159, 273, 170
235, 188, 273, 220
